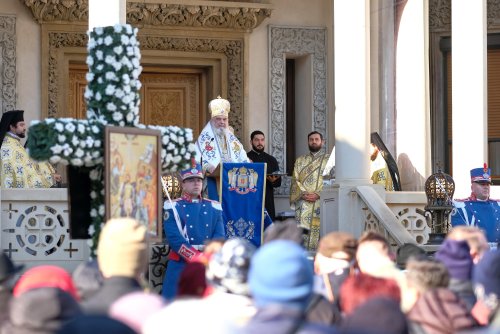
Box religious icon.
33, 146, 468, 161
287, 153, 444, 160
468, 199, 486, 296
105, 126, 162, 241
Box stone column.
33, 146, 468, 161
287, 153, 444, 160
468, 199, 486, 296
334, 0, 371, 184
452, 0, 487, 198
321, 0, 373, 237
88, 0, 126, 29
395, 0, 431, 191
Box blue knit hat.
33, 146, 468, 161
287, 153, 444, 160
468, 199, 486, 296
473, 250, 500, 306
249, 240, 313, 310
435, 239, 473, 280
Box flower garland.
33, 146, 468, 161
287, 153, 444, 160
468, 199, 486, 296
28, 24, 197, 255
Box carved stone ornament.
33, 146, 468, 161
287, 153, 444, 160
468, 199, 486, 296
47, 32, 245, 138
0, 15, 16, 113
429, 0, 500, 33
269, 26, 328, 195
22, 0, 272, 32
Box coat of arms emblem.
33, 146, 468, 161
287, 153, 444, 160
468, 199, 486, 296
227, 166, 258, 195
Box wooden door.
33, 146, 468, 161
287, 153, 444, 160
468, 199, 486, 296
68, 64, 207, 135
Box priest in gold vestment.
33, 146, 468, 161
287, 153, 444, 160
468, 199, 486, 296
0, 110, 57, 188
290, 131, 330, 251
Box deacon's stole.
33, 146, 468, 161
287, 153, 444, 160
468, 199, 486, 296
290, 152, 329, 250
221, 162, 266, 247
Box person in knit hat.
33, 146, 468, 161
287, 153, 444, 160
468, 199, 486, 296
2, 287, 82, 334
471, 249, 500, 327
244, 240, 333, 334
13, 265, 79, 301
405, 255, 478, 333
435, 238, 476, 310
82, 218, 148, 314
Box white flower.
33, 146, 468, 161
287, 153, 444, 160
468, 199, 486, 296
97, 77, 103, 84
55, 123, 64, 132
65, 123, 76, 132
180, 147, 186, 154
49, 155, 61, 164
90, 208, 97, 217
71, 158, 83, 166
98, 205, 105, 215
88, 224, 95, 235
86, 137, 94, 147
173, 156, 181, 163
112, 62, 122, 71
84, 88, 93, 99
121, 34, 130, 45
91, 125, 99, 134
71, 136, 79, 147
162, 136, 168, 145
169, 133, 178, 142
105, 55, 115, 64
89, 169, 100, 180
63, 147, 73, 156
94, 140, 101, 147
51, 144, 63, 154
178, 137, 185, 145
125, 25, 132, 34
95, 27, 103, 35
31, 120, 40, 126
97, 37, 103, 44
96, 50, 103, 60
105, 85, 115, 95
58, 135, 66, 142
167, 142, 175, 150
86, 56, 94, 66
122, 74, 130, 84
45, 118, 55, 124
186, 129, 193, 142
96, 64, 104, 71
88, 37, 96, 49
115, 89, 124, 98
107, 103, 117, 112
92, 151, 100, 158
132, 58, 140, 67
114, 25, 123, 33
112, 112, 123, 121
77, 123, 85, 134
105, 72, 117, 81
90, 191, 97, 199
59, 158, 68, 165
122, 95, 132, 104
188, 143, 196, 152
113, 45, 123, 55
104, 36, 113, 46
95, 92, 102, 101
126, 112, 134, 122
75, 148, 84, 158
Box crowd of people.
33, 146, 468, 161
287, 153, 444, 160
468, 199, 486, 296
0, 219, 499, 334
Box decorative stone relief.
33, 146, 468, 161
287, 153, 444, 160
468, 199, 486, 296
47, 32, 245, 139
430, 0, 500, 33
0, 16, 16, 113
269, 26, 328, 195
22, 0, 272, 32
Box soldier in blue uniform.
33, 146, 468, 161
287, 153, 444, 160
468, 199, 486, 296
451, 165, 500, 249
162, 162, 225, 299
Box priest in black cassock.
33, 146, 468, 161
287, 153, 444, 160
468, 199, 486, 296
247, 130, 281, 220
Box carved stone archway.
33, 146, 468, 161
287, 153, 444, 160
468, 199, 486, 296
269, 26, 328, 195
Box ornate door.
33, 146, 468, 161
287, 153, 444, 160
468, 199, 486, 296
68, 64, 207, 134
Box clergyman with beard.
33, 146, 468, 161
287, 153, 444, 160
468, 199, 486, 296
195, 97, 249, 200
247, 130, 281, 220
290, 131, 330, 251
0, 110, 59, 188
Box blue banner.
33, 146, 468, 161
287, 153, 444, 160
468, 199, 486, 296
221, 162, 267, 247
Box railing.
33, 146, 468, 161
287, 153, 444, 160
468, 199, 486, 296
0, 189, 167, 293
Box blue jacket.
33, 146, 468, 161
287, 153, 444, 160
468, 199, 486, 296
162, 194, 225, 298
451, 197, 500, 245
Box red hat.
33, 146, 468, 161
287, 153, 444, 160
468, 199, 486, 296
13, 265, 80, 300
